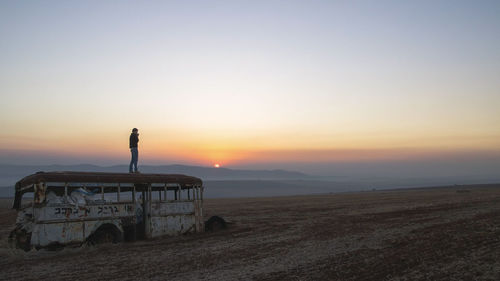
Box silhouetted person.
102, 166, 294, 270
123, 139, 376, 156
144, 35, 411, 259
129, 128, 139, 173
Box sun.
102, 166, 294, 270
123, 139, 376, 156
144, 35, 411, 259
214, 163, 220, 168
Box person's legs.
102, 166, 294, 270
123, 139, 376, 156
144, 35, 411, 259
133, 148, 138, 172
129, 148, 138, 173
129, 149, 134, 173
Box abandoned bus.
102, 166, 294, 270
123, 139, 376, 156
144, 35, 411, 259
9, 171, 204, 251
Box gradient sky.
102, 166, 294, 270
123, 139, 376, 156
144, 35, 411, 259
1, 0, 499, 175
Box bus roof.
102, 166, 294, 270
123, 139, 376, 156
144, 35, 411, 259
13, 171, 203, 209
15, 171, 203, 190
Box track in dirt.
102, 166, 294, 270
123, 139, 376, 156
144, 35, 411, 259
1, 184, 500, 280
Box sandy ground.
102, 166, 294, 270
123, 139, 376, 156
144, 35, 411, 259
1, 184, 500, 280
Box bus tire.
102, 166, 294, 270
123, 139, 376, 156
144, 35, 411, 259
8, 227, 31, 252
205, 216, 227, 232
87, 224, 123, 245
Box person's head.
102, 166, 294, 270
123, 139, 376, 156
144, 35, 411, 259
132, 128, 138, 133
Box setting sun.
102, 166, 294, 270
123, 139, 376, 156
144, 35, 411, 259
214, 164, 220, 168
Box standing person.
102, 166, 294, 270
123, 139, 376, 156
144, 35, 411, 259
129, 128, 139, 173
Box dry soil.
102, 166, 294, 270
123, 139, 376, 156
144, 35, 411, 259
1, 184, 500, 280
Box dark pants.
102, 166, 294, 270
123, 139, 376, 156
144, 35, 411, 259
129, 147, 138, 172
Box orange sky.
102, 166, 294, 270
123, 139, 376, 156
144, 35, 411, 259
2, 129, 499, 168
1, 1, 500, 172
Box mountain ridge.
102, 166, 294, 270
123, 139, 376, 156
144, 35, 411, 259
0, 163, 311, 182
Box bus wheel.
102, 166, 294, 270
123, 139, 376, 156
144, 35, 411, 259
8, 227, 31, 252
205, 216, 227, 232
88, 225, 122, 245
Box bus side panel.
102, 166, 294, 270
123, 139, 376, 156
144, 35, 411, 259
149, 201, 196, 237
150, 201, 194, 216
150, 215, 196, 237
31, 203, 132, 247
35, 204, 135, 221
31, 220, 123, 247
194, 199, 204, 233
31, 222, 85, 247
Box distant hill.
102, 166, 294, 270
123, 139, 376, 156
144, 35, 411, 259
1, 164, 499, 199
0, 164, 310, 184
0, 164, 313, 198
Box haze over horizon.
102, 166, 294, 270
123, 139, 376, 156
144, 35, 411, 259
1, 1, 499, 178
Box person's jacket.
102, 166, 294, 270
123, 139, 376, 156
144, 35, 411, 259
129, 133, 139, 148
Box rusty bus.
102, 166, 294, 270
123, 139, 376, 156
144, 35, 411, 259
9, 171, 205, 251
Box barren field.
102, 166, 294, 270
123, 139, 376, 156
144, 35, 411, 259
1, 185, 500, 280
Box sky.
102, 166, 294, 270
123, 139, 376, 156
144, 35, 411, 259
1, 0, 499, 176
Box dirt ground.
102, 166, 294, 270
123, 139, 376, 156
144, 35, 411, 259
1, 184, 500, 281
